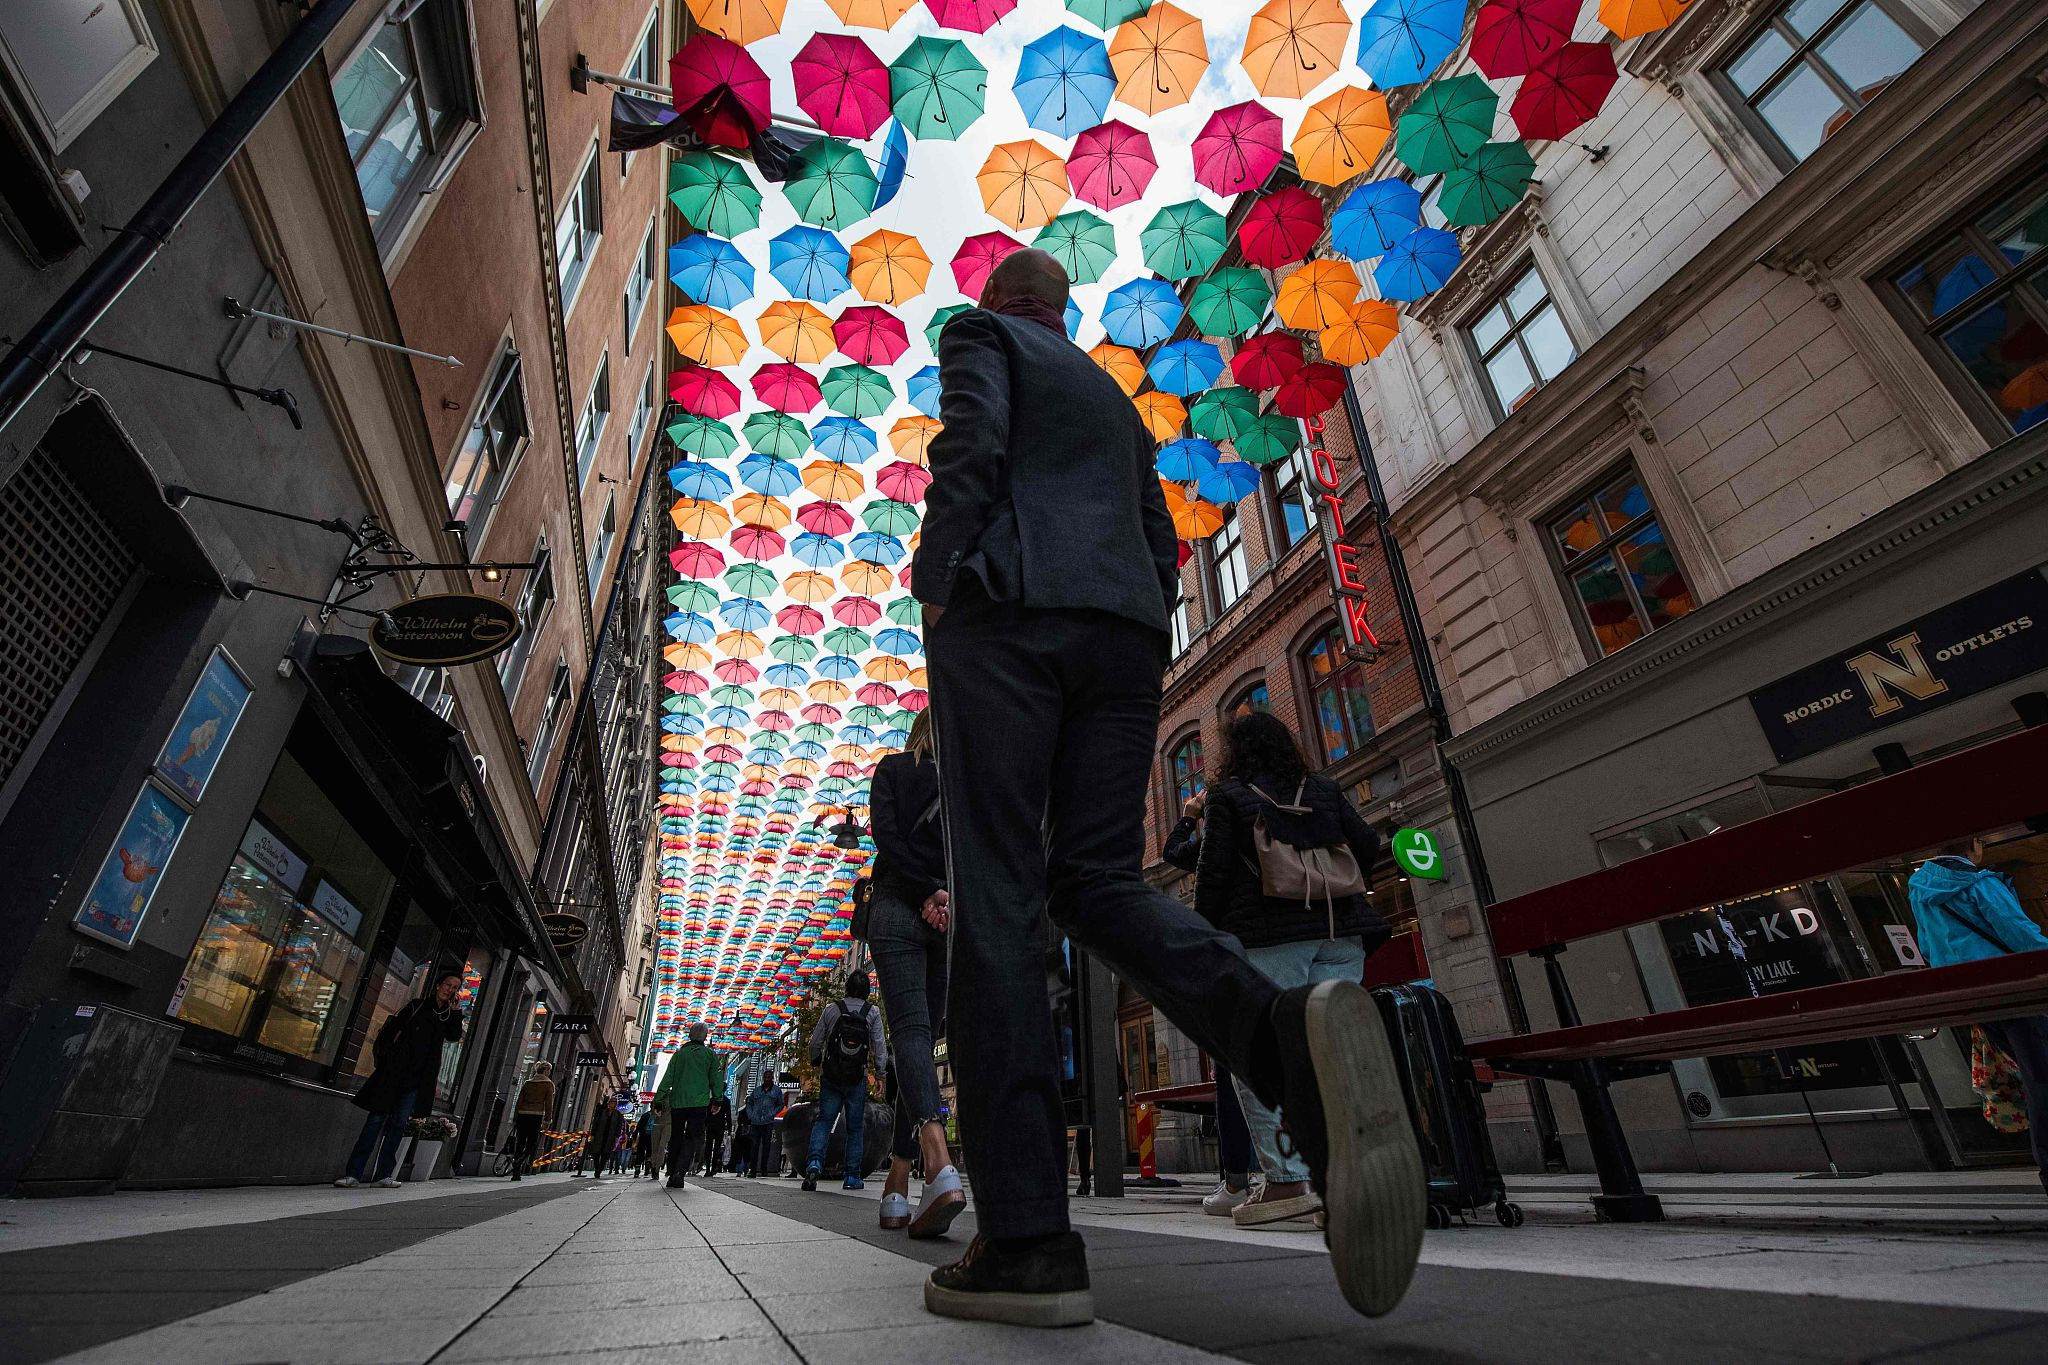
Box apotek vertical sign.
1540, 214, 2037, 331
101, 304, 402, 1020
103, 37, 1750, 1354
1305, 412, 1380, 651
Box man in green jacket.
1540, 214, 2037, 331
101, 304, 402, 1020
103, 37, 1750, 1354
654, 1022, 726, 1188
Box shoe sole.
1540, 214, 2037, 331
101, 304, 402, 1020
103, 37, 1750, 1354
880, 1216, 910, 1230
923, 1279, 1093, 1328
1304, 979, 1426, 1317
1232, 1193, 1322, 1226
907, 1189, 965, 1239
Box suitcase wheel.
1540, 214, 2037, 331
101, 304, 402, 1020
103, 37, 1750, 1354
1494, 1200, 1525, 1228
1425, 1203, 1451, 1230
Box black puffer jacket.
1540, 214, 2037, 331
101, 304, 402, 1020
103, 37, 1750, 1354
1193, 773, 1389, 952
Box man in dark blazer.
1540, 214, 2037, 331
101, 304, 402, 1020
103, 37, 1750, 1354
912, 249, 1424, 1328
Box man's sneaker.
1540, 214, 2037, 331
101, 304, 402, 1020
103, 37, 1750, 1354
1202, 1176, 1250, 1217
801, 1162, 820, 1191
843, 1176, 865, 1190
909, 1164, 965, 1239
374, 1177, 402, 1188
1232, 1179, 1322, 1226
924, 1232, 1093, 1328
1268, 979, 1425, 1317
333, 1176, 359, 1188
879, 1192, 912, 1230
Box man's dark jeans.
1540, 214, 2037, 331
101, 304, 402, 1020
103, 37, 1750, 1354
808, 1080, 868, 1175
666, 1106, 707, 1184
928, 586, 1282, 1240
869, 875, 948, 1161
344, 1089, 419, 1183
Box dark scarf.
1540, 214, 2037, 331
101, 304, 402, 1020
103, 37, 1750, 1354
992, 296, 1068, 336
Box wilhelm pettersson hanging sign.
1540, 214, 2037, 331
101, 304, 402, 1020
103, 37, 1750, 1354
371, 593, 521, 667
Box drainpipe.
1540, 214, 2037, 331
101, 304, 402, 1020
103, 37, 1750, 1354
0, 0, 366, 432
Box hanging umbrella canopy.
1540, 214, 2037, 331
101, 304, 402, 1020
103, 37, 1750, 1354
875, 460, 933, 503
822, 363, 894, 418
743, 411, 811, 458
667, 304, 749, 366
1193, 100, 1284, 197
906, 365, 942, 417
732, 492, 793, 531
1101, 277, 1184, 348
793, 32, 894, 140
800, 462, 865, 503
890, 417, 942, 466
827, 0, 919, 28
1188, 266, 1273, 337
670, 234, 754, 308
890, 35, 988, 140
1238, 186, 1324, 269
1396, 74, 1499, 177
811, 414, 879, 462
769, 225, 852, 302
738, 453, 803, 494
1198, 459, 1263, 504
1354, 0, 1465, 90
671, 459, 735, 501
1375, 225, 1461, 301
1035, 210, 1118, 285
1148, 339, 1225, 396
1141, 199, 1228, 281
1275, 360, 1347, 418
1319, 297, 1400, 365
1240, 0, 1353, 100
672, 541, 728, 579
1066, 0, 1148, 26
752, 362, 824, 414
1440, 140, 1536, 226
832, 306, 909, 365
1068, 120, 1156, 210
1330, 177, 1422, 262
1190, 386, 1262, 443
1234, 411, 1302, 465
671, 498, 734, 539
1016, 26, 1117, 138
758, 299, 837, 363
1162, 480, 1226, 538
1133, 391, 1187, 442
952, 231, 1024, 296
1513, 41, 1619, 142
1087, 342, 1146, 395
1109, 2, 1207, 114
783, 137, 880, 228
847, 229, 929, 305
1472, 0, 1577, 79
669, 153, 763, 237
685, 0, 787, 46
671, 34, 771, 150
671, 363, 742, 418
978, 140, 1070, 229
1293, 86, 1393, 187
925, 0, 1015, 32
1598, 0, 1686, 40
1156, 437, 1221, 482
1275, 259, 1360, 331
925, 303, 973, 349
670, 413, 740, 459
872, 118, 911, 212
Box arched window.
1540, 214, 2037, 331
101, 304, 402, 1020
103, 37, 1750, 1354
1167, 732, 1205, 806
1300, 625, 1372, 765
1224, 681, 1270, 718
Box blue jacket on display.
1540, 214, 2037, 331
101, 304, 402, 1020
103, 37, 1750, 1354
1905, 856, 2048, 967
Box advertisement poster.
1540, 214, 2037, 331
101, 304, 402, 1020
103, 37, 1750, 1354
154, 649, 252, 803
74, 780, 190, 949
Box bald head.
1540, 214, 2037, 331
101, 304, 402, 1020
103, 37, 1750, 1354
980, 248, 1070, 311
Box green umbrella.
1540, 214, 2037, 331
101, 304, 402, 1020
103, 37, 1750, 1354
724, 561, 779, 597
822, 625, 872, 654
1439, 141, 1535, 227
926, 304, 972, 349
769, 635, 819, 663
708, 683, 754, 706
885, 596, 923, 627
1233, 412, 1302, 466
822, 364, 894, 418
742, 412, 809, 459
668, 152, 762, 237
782, 138, 879, 229
667, 581, 719, 611
1190, 386, 1263, 443
666, 694, 704, 716
889, 36, 987, 141
1187, 267, 1274, 337
1141, 199, 1229, 281
668, 414, 738, 460
1036, 210, 1118, 285
862, 499, 920, 536
795, 722, 835, 743
1065, 0, 1149, 26
1397, 75, 1498, 177
846, 703, 889, 727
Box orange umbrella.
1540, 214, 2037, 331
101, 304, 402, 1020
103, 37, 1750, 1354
670, 497, 733, 538
667, 305, 749, 367
978, 141, 1070, 230
889, 415, 941, 463
1597, 0, 1685, 39
731, 491, 792, 530
1133, 391, 1187, 443
783, 569, 836, 602
800, 460, 866, 501
1109, 3, 1207, 116
1240, 0, 1352, 101
1275, 259, 1359, 331
841, 560, 895, 595
1293, 86, 1392, 187
716, 629, 766, 659
865, 657, 913, 682
824, 0, 917, 28
1162, 481, 1226, 538
848, 229, 931, 305
1318, 298, 1399, 366
685, 0, 787, 47
758, 300, 836, 362
1088, 343, 1145, 395
808, 679, 852, 703
667, 641, 714, 670
2001, 361, 2048, 412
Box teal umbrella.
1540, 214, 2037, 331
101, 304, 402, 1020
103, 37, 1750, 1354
1439, 140, 1535, 226
926, 303, 972, 349
889, 36, 987, 141
724, 561, 779, 597
1190, 386, 1263, 443
668, 414, 738, 460
1234, 412, 1302, 466
742, 411, 809, 459
668, 152, 762, 237
1035, 210, 1118, 285
862, 499, 920, 536
1187, 267, 1273, 337
782, 138, 880, 229
1396, 74, 1498, 176
822, 364, 894, 418
1065, 0, 1149, 27
1141, 199, 1229, 281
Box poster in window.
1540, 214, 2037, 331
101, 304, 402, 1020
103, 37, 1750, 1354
73, 780, 190, 949
153, 648, 252, 803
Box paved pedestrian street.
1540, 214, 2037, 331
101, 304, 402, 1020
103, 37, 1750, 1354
4, 1174, 2044, 1365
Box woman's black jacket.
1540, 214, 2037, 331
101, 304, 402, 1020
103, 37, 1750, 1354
1192, 772, 1389, 952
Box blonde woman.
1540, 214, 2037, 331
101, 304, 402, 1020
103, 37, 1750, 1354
509, 1060, 553, 1180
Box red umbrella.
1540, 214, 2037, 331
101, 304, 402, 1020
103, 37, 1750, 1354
715, 658, 759, 684
1231, 331, 1304, 390
752, 363, 823, 414
796, 501, 856, 536
953, 230, 1025, 297
1275, 360, 1347, 418
1238, 187, 1324, 269
670, 34, 770, 150
899, 688, 928, 712
1471, 0, 1578, 79
802, 702, 843, 723
924, 0, 1014, 33
833, 306, 910, 365
670, 363, 741, 418
1192, 100, 1284, 197
833, 596, 884, 626
792, 32, 892, 141
670, 541, 726, 578
874, 459, 933, 503
731, 523, 788, 559
1068, 120, 1157, 210
856, 682, 898, 706
776, 603, 826, 634
1513, 41, 1619, 141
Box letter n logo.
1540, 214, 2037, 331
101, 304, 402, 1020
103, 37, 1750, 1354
1844, 632, 1947, 718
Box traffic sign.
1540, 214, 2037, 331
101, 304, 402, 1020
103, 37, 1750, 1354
1390, 827, 1446, 880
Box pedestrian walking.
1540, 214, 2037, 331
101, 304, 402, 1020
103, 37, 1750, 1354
577, 1089, 622, 1180
336, 969, 464, 1189
732, 1108, 753, 1176
631, 1107, 656, 1178
703, 1098, 731, 1176
804, 970, 886, 1191
867, 715, 966, 1237
653, 1022, 725, 1188
508, 1060, 554, 1181
646, 1103, 672, 1181
1194, 711, 1391, 1227
744, 1076, 783, 1177
912, 249, 1424, 1327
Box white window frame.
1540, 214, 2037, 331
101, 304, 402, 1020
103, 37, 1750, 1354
1206, 508, 1249, 614
0, 0, 157, 151
445, 347, 528, 552
555, 141, 604, 310
1169, 597, 1192, 659
627, 361, 657, 466
576, 350, 611, 488
1461, 262, 1579, 421
500, 533, 555, 700
527, 656, 572, 787
586, 493, 617, 601
620, 7, 661, 175
625, 215, 658, 346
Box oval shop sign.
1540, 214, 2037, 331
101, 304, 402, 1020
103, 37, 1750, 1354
371, 593, 521, 668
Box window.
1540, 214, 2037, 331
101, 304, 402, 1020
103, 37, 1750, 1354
555, 142, 604, 307
1545, 467, 1699, 659
1466, 264, 1576, 415
576, 351, 611, 486
0, 0, 156, 151
587, 494, 617, 599
528, 658, 572, 786
1301, 625, 1373, 765
1225, 681, 1270, 717
331, 2, 478, 247
445, 352, 527, 550
627, 362, 658, 464
1167, 733, 1204, 806
1718, 0, 1929, 166
1169, 596, 1192, 658
499, 536, 554, 699
1207, 507, 1249, 612
621, 10, 661, 173
1883, 177, 2048, 437
1270, 448, 1315, 549
625, 217, 659, 345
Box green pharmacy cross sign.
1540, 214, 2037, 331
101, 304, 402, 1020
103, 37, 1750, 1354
1391, 828, 1446, 881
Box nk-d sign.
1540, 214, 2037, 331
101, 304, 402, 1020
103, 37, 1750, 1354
1748, 569, 2048, 762
371, 593, 521, 668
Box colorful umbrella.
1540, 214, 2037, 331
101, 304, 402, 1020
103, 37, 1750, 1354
1440, 141, 1536, 226
671, 363, 742, 418
889, 417, 940, 462
783, 137, 880, 228
827, 0, 919, 26
738, 453, 803, 494
793, 32, 893, 140
1230, 330, 1303, 390
1513, 41, 1619, 142
667, 305, 749, 366
847, 229, 930, 304
1190, 386, 1262, 443
812, 415, 879, 462
1294, 86, 1393, 187
873, 119, 910, 210
1329, 178, 1421, 261
1234, 412, 1302, 465
671, 541, 727, 579
1193, 100, 1284, 197
861, 499, 920, 536
1354, 0, 1465, 90
1087, 342, 1146, 395
1375, 226, 1461, 301
1162, 481, 1226, 538
769, 226, 852, 302
875, 460, 933, 503
1101, 277, 1183, 348
1275, 360, 1347, 418
925, 304, 973, 350
906, 365, 942, 417
1108, 2, 1207, 115
977, 141, 1070, 230
670, 34, 771, 150
758, 299, 836, 363
669, 153, 762, 237
1156, 437, 1221, 482
1016, 26, 1117, 139
1065, 0, 1148, 26
1319, 297, 1400, 365
1036, 210, 1118, 285
1598, 0, 1686, 41
1198, 459, 1263, 504
743, 411, 810, 458
1187, 267, 1273, 337
752, 362, 824, 414
1133, 391, 1188, 442
1068, 120, 1156, 210
671, 460, 735, 501
822, 364, 894, 418
684, 0, 787, 46
924, 0, 1015, 33
800, 462, 866, 503
832, 306, 909, 365
1141, 199, 1229, 280
890, 35, 988, 140
1275, 258, 1359, 331
952, 231, 1024, 296
1472, 0, 1577, 79
670, 414, 740, 459
1148, 339, 1225, 396
1238, 187, 1324, 269
1396, 74, 1498, 177
670, 234, 754, 310
731, 493, 793, 531
1240, 0, 1353, 101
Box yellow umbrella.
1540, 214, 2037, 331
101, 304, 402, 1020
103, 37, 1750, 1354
785, 757, 821, 776
889, 415, 941, 464
1597, 0, 1685, 39
783, 569, 836, 603
1292, 86, 1392, 187
864, 656, 913, 682
807, 679, 852, 703
801, 460, 866, 501
824, 0, 917, 28
1240, 0, 1352, 101
758, 687, 802, 709
1318, 298, 1399, 366
670, 497, 733, 538
661, 734, 697, 752
1088, 343, 1146, 396
978, 141, 1070, 230
1133, 391, 1187, 443
1275, 259, 1359, 331
716, 629, 766, 659
758, 300, 836, 363
848, 229, 931, 305
685, 0, 787, 46
841, 559, 895, 595
667, 305, 749, 367
1162, 481, 1226, 538
667, 641, 713, 670
1109, 3, 1207, 116
731, 492, 791, 530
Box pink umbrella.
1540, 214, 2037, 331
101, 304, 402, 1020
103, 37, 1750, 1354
875, 459, 933, 503
1193, 100, 1284, 196
715, 657, 759, 683
670, 363, 741, 418
670, 541, 727, 579
833, 596, 884, 626
833, 306, 910, 365
752, 363, 823, 413
856, 682, 898, 705
1068, 120, 1156, 210
802, 702, 843, 723
670, 34, 770, 150
795, 501, 856, 536
953, 231, 1024, 296
776, 603, 825, 634
792, 33, 893, 141
924, 0, 1015, 33
670, 671, 710, 695
731, 524, 788, 559
899, 688, 928, 712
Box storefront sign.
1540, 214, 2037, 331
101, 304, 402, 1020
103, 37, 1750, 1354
309, 880, 363, 937
1749, 569, 2048, 762
370, 593, 521, 668
73, 780, 191, 950
153, 648, 251, 803
543, 911, 590, 949
1390, 827, 1446, 880
1304, 413, 1382, 653
241, 819, 307, 889
548, 1012, 596, 1035
575, 1050, 607, 1067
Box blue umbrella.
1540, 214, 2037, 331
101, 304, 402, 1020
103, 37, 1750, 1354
873, 119, 910, 210
669, 234, 753, 308
668, 612, 717, 644
1102, 277, 1184, 348
769, 225, 851, 303
811, 415, 878, 462
789, 740, 828, 762
1355, 0, 1465, 90
907, 365, 942, 417
818, 653, 861, 680
737, 453, 803, 496
719, 598, 773, 632
873, 626, 922, 654
851, 531, 905, 563
1065, 297, 1082, 339
1148, 339, 1225, 396
1156, 437, 1221, 482
790, 531, 846, 567
876, 727, 909, 748
1197, 459, 1262, 504
1330, 179, 1421, 262
707, 705, 751, 729
669, 460, 733, 499
1015, 27, 1116, 139
764, 662, 810, 687
1376, 227, 1461, 301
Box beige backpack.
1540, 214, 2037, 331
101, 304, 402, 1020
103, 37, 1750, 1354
1246, 780, 1368, 936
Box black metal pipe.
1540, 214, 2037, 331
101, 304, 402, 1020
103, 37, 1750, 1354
0, 0, 366, 432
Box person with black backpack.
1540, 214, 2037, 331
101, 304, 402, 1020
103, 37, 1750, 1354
1194, 711, 1390, 1229
805, 970, 887, 1191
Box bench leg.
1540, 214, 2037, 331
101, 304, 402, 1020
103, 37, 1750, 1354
1535, 947, 1664, 1224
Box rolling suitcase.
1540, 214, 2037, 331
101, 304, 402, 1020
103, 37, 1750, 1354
1372, 982, 1524, 1228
